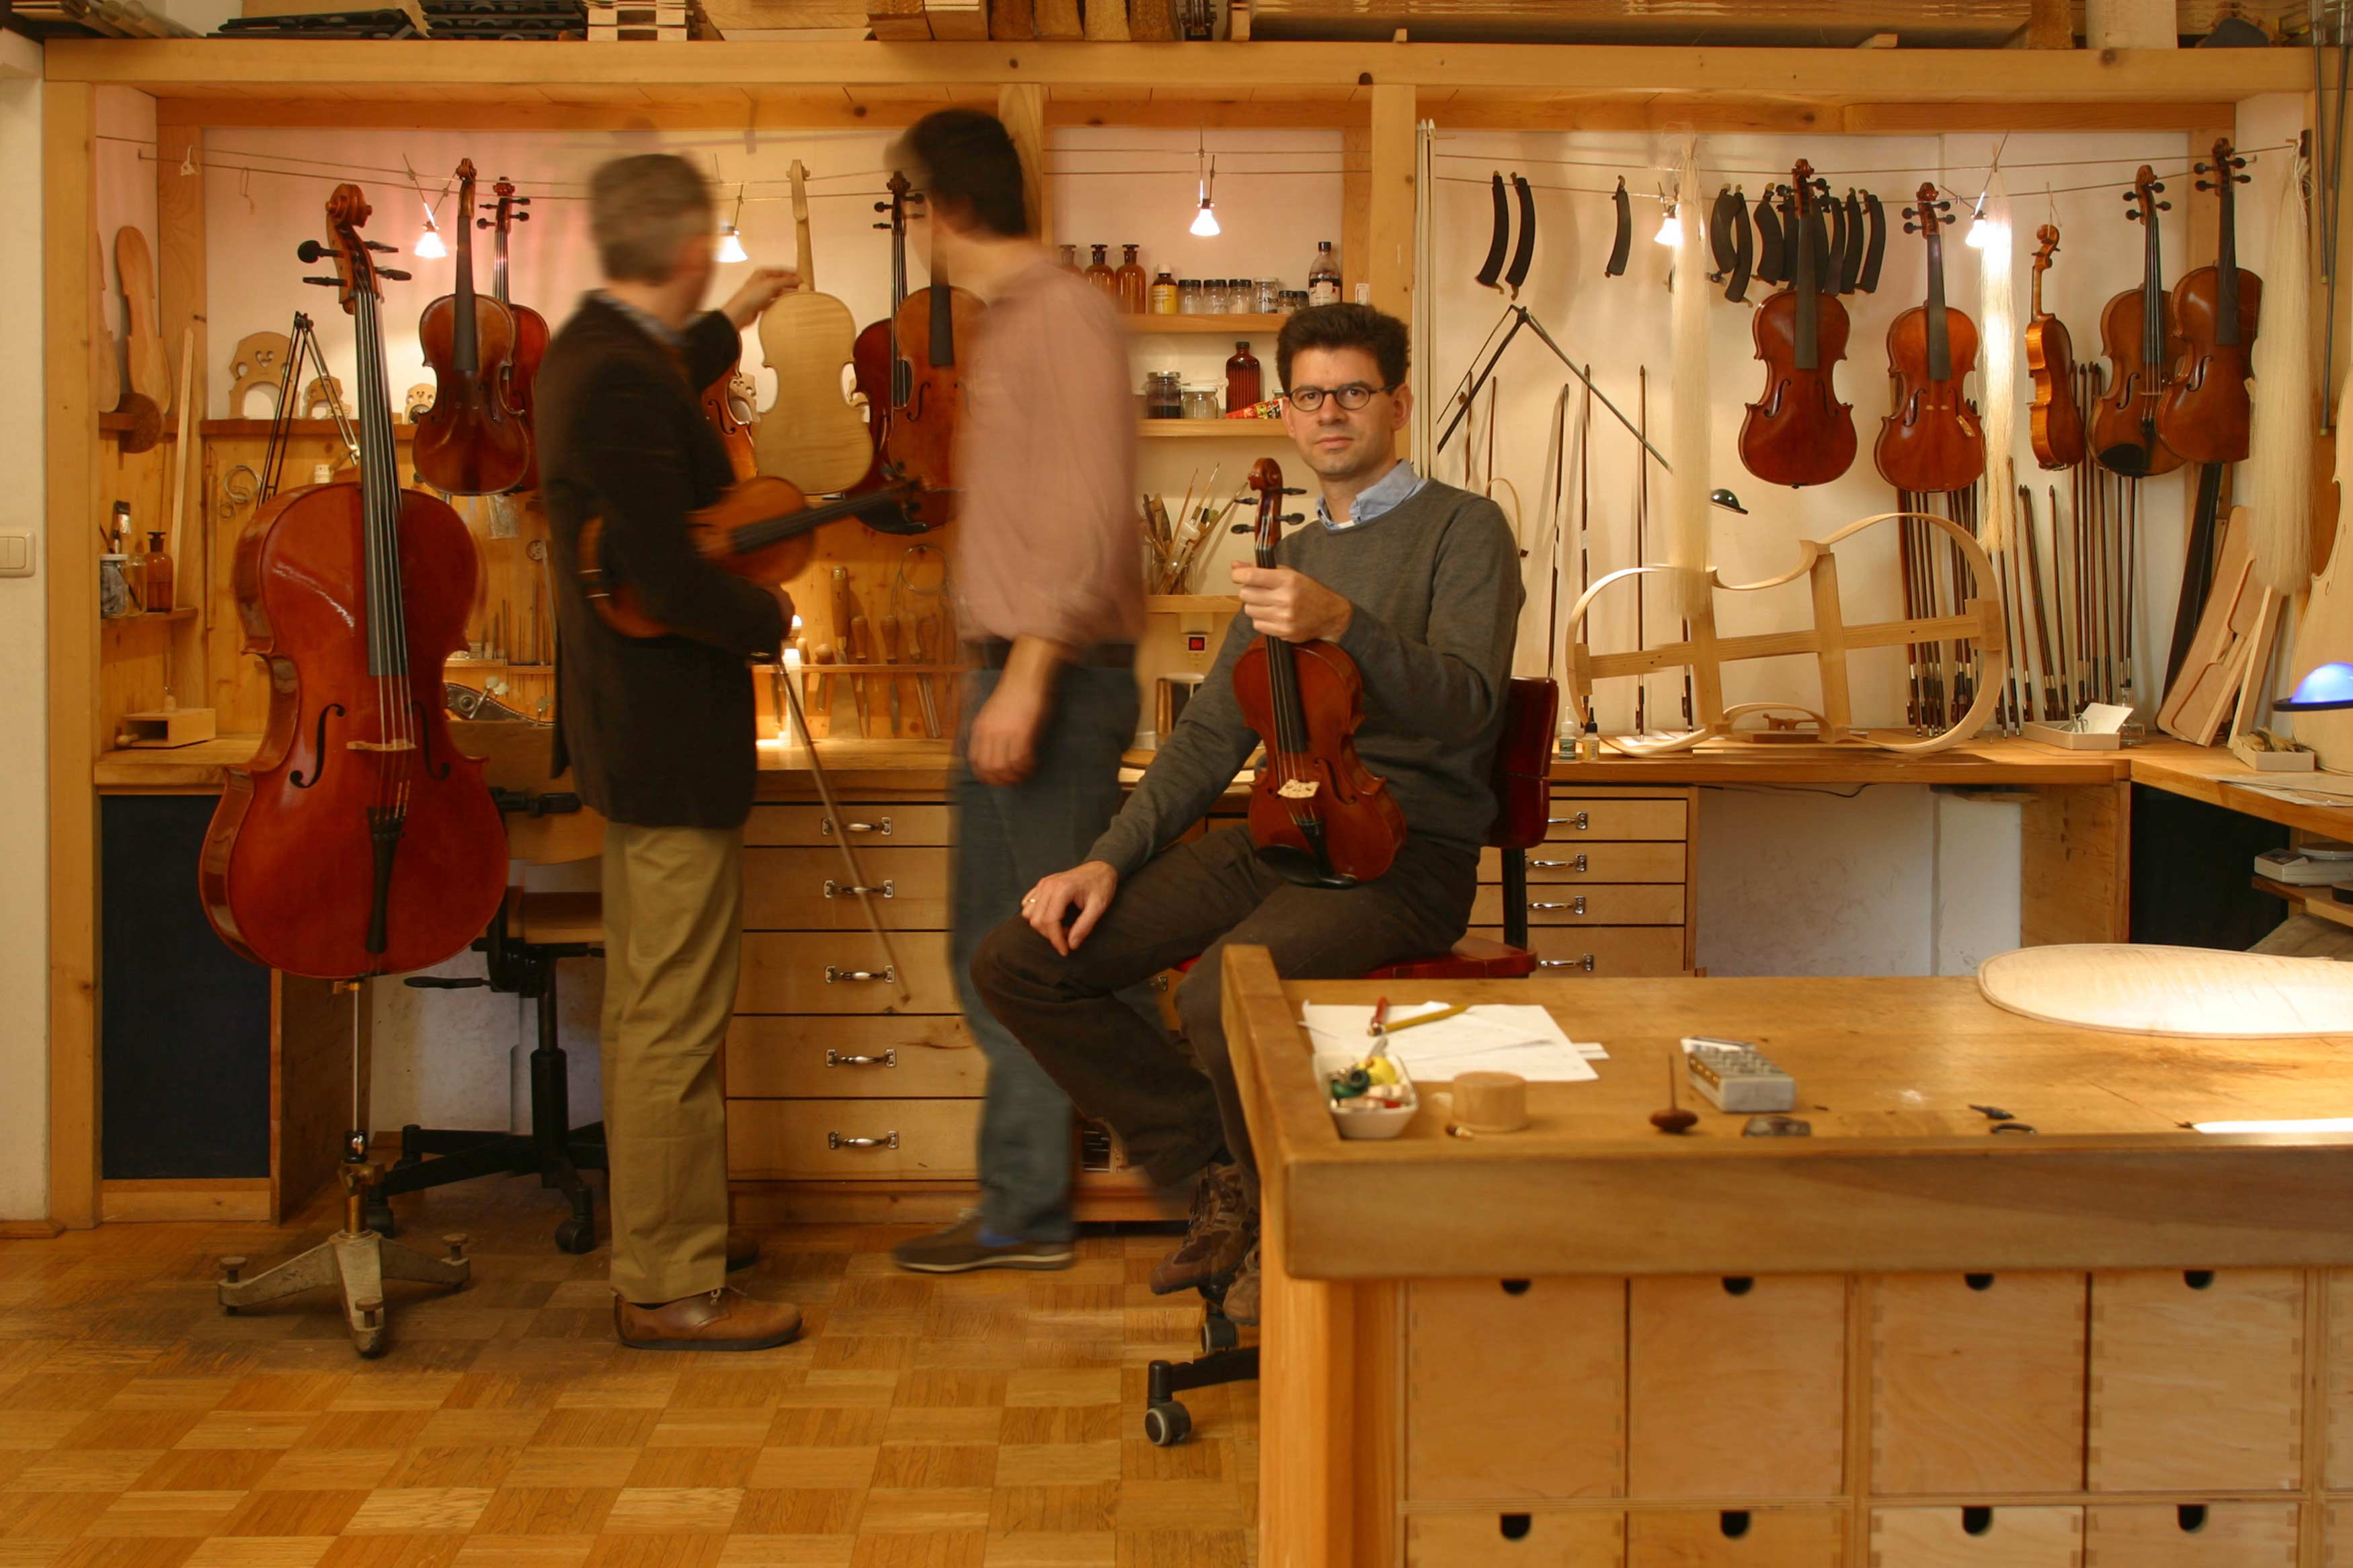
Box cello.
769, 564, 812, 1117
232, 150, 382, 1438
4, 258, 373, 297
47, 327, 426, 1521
481, 176, 548, 491
1230, 458, 1406, 887
752, 160, 873, 495
2090, 167, 2185, 478
2157, 137, 2263, 465
414, 160, 531, 496
886, 189, 985, 528
200, 185, 509, 980
2025, 223, 2087, 470
1874, 182, 1986, 494
1738, 161, 1858, 489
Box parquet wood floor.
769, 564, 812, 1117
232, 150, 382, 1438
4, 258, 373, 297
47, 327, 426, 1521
0, 1181, 1254, 1567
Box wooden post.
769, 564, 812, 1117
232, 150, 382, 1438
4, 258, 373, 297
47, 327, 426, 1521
1341, 123, 1369, 304
44, 82, 102, 1230
996, 82, 1050, 245
156, 118, 208, 695
1365, 83, 1415, 322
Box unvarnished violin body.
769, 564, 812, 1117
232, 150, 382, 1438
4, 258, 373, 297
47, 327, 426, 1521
1739, 163, 1856, 491
2157, 138, 2262, 466
1874, 183, 1985, 495
2026, 224, 2087, 470
415, 161, 530, 496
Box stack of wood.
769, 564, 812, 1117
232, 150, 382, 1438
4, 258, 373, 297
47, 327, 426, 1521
422, 0, 586, 39
865, 0, 1205, 39
584, 0, 711, 36
10, 0, 192, 36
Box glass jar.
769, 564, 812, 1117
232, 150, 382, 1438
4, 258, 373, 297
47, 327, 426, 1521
1150, 269, 1178, 314
1178, 280, 1201, 314
1181, 384, 1220, 419
1254, 278, 1281, 314
1281, 290, 1308, 315
1144, 370, 1184, 419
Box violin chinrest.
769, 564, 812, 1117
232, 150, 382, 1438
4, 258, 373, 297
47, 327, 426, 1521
1254, 841, 1357, 890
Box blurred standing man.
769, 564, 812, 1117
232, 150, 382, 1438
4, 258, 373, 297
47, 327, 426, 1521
887, 108, 1146, 1274
541, 153, 803, 1349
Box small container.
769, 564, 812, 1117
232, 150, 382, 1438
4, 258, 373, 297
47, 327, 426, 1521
1308, 241, 1342, 306
1115, 243, 1148, 314
1224, 341, 1262, 409
1254, 278, 1281, 314
1316, 1050, 1419, 1141
1150, 269, 1178, 313
1281, 290, 1308, 315
99, 554, 135, 619
1181, 384, 1220, 419
141, 530, 173, 614
1057, 243, 1080, 274
1178, 279, 1201, 314
1144, 370, 1184, 419
1084, 243, 1117, 300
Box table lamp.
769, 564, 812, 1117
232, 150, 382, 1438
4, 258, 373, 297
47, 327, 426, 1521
2276, 661, 2353, 713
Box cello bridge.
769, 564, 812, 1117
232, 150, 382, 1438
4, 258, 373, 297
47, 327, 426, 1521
1275, 779, 1321, 800
345, 739, 420, 753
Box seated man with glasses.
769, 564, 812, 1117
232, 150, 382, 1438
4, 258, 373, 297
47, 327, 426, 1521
969, 302, 1523, 1323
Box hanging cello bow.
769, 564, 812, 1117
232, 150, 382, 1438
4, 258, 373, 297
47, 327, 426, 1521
1738, 160, 1858, 489
2026, 223, 2087, 470
413, 159, 530, 496
2157, 137, 2263, 465
201, 185, 510, 981
481, 175, 547, 491
1874, 181, 1986, 494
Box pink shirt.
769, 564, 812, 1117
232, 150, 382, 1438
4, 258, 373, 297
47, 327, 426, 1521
951, 259, 1144, 648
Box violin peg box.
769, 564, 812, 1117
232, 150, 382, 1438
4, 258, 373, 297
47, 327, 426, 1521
116, 706, 218, 749
1317, 1050, 1419, 1141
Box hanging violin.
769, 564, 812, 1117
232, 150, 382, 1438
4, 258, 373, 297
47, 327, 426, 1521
481, 176, 547, 491
2025, 223, 2087, 470
2157, 137, 2263, 465
1230, 458, 1406, 887
414, 160, 531, 496
201, 185, 509, 980
885, 186, 985, 528
2091, 166, 2186, 478
1738, 160, 1857, 490
1874, 181, 1986, 494
848, 171, 913, 495
753, 160, 873, 495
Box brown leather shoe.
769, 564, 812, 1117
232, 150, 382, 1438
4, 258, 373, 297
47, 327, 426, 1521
1149, 1161, 1256, 1295
1220, 1239, 1261, 1327
725, 1228, 760, 1272
614, 1287, 802, 1352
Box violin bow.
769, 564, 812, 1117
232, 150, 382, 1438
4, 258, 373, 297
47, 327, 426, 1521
776, 671, 912, 1005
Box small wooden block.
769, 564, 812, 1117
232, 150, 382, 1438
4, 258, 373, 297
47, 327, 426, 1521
1080, 0, 1125, 37
866, 0, 929, 34
116, 707, 220, 749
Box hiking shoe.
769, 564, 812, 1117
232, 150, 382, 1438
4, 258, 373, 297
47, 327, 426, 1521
891, 1213, 1075, 1274
1148, 1161, 1255, 1295
1220, 1239, 1261, 1326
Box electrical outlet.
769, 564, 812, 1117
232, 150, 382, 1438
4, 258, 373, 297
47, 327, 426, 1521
1181, 614, 1210, 667
0, 528, 34, 578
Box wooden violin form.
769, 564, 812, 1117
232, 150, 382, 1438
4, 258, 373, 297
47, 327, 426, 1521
1230, 458, 1406, 886
2091, 166, 2186, 478
2026, 223, 2087, 470
1874, 181, 1986, 494
201, 184, 509, 980
578, 476, 924, 640
482, 176, 547, 491
754, 160, 873, 496
413, 160, 531, 496
2157, 137, 2263, 465
1739, 160, 1858, 490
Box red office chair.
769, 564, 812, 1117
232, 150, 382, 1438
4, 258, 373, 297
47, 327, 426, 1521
1143, 676, 1558, 1446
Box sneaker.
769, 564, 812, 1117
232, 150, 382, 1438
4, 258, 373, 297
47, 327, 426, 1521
1148, 1161, 1255, 1296
1220, 1239, 1261, 1326
891, 1214, 1075, 1274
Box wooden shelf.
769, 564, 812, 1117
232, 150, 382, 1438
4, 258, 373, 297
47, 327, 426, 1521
1141, 420, 1285, 438
100, 607, 199, 624
1146, 593, 1240, 613
1125, 314, 1289, 335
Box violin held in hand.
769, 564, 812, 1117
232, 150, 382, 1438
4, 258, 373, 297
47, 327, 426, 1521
1738, 161, 1857, 490
1230, 458, 1406, 887
1874, 182, 1985, 495
414, 160, 531, 496
2157, 137, 2262, 466
2025, 224, 2087, 470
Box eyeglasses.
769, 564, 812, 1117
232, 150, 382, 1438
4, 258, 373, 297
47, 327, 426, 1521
1285, 382, 1396, 412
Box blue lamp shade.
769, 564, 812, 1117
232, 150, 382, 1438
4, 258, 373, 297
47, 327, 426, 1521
2278, 661, 2353, 712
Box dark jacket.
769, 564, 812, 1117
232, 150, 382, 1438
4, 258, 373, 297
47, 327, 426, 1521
541, 294, 785, 828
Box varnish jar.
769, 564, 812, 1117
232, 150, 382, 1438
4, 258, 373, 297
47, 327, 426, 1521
1144, 370, 1184, 419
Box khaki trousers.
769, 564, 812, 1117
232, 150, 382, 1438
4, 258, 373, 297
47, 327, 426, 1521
600, 821, 742, 1305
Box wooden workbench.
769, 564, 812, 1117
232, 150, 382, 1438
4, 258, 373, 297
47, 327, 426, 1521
1221, 947, 2353, 1567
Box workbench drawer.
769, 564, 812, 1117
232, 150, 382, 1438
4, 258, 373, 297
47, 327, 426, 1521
744, 846, 951, 930
2087, 1268, 2303, 1492
746, 804, 953, 846
1626, 1508, 1845, 1566
2082, 1503, 2297, 1567
1407, 1510, 1624, 1565
736, 932, 958, 1014
1466, 925, 1687, 977
1406, 1277, 1626, 1501
1483, 842, 1688, 883
1472, 884, 1685, 927
1870, 1272, 2087, 1495
1870, 1506, 2082, 1567
725, 1016, 981, 1098
1629, 1275, 1845, 1499
1546, 798, 1687, 841
2327, 1268, 2353, 1488
725, 1097, 980, 1180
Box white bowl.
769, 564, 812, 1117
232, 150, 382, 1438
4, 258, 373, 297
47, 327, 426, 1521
1315, 1050, 1419, 1140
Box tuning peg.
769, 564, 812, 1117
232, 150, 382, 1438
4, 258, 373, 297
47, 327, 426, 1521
476, 216, 492, 229
2150, 179, 2166, 192
512, 194, 531, 207
378, 267, 411, 281
302, 276, 342, 287
2157, 200, 2171, 211
1281, 511, 1308, 526
294, 240, 345, 263
2193, 161, 2211, 175
1281, 486, 1308, 496
2236, 171, 2254, 183
1230, 523, 1252, 535
2121, 190, 2137, 201
1903, 221, 1919, 234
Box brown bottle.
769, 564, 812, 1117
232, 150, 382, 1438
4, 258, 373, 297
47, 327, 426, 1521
1057, 243, 1080, 274
1084, 243, 1117, 300
1224, 341, 1262, 411
1115, 244, 1148, 315
141, 530, 175, 614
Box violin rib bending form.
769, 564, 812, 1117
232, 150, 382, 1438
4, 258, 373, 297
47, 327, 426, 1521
201, 185, 509, 980
1230, 458, 1406, 887
1738, 160, 1857, 490
1874, 181, 1985, 494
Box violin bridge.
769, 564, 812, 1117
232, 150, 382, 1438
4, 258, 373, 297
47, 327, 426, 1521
1275, 779, 1321, 800
346, 739, 420, 753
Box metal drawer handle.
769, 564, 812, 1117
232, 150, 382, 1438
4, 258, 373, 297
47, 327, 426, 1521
826, 1049, 898, 1068
1538, 954, 1596, 972
1530, 854, 1589, 872
1548, 811, 1591, 831
828, 1130, 899, 1149
824, 879, 895, 899
824, 965, 897, 985
823, 816, 893, 836
1529, 897, 1587, 915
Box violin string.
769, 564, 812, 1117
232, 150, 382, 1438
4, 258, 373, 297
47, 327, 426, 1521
1429, 138, 2295, 179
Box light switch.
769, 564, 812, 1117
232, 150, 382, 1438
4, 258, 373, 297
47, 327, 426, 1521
0, 529, 32, 578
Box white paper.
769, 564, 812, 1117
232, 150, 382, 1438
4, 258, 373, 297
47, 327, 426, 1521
2227, 772, 2353, 807
1300, 1001, 1601, 1083
2079, 701, 2133, 735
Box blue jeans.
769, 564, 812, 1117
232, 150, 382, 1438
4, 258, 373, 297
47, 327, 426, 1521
953, 664, 1141, 1243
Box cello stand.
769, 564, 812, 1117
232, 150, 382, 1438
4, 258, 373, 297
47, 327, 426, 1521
215, 983, 471, 1358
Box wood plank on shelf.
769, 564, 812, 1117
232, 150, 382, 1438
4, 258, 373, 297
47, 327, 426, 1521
1141, 419, 1287, 438
1125, 312, 1289, 333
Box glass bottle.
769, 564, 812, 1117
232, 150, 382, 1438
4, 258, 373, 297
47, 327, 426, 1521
1179, 279, 1200, 315
1058, 243, 1080, 274
1255, 278, 1281, 315
1150, 269, 1178, 314
1308, 243, 1342, 306
141, 530, 174, 614
1115, 244, 1148, 315
1084, 244, 1117, 300
1224, 341, 1262, 411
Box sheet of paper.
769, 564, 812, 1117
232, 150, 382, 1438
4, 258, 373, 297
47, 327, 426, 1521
1299, 1002, 1601, 1083
2228, 773, 2353, 807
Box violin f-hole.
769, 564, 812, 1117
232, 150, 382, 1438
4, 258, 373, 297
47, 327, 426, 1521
288, 702, 346, 790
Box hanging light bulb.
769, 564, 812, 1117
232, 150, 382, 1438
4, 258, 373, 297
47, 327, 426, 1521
413, 208, 446, 260
717, 183, 749, 263
1653, 203, 1679, 247
1189, 134, 1220, 238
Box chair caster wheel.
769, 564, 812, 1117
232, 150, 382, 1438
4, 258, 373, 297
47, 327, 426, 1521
1143, 1399, 1191, 1447
554, 1216, 594, 1255
1201, 1313, 1239, 1352
363, 1202, 396, 1239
